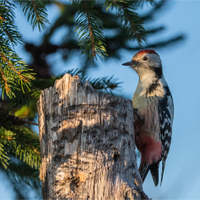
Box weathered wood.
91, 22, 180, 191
37, 73, 147, 200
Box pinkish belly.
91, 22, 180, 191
134, 119, 162, 164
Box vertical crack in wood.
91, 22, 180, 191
92, 150, 98, 199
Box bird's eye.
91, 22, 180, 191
143, 56, 148, 61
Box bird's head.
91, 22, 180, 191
122, 50, 163, 78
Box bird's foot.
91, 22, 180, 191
134, 109, 145, 124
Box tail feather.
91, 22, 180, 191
139, 161, 160, 186
149, 162, 159, 186
160, 159, 166, 185
139, 162, 150, 182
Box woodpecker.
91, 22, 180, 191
122, 50, 174, 186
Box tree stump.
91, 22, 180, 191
37, 73, 148, 199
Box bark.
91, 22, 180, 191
37, 73, 148, 200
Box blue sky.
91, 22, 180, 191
1, 1, 200, 199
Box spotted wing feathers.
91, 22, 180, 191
158, 86, 174, 185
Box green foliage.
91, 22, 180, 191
0, 121, 40, 169
0, 1, 33, 98
0, 142, 9, 168
0, 112, 41, 197
1, 156, 41, 199
0, 0, 49, 198
12, 126, 40, 169
4, 69, 122, 126
29, 0, 184, 77
0, 50, 35, 98
17, 0, 49, 31
73, 0, 160, 61
75, 1, 107, 62
0, 126, 14, 168
0, 0, 49, 98
119, 1, 146, 44
0, 1, 23, 45
104, 1, 146, 44
4, 157, 40, 185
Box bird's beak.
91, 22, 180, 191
122, 60, 137, 66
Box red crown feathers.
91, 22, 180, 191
136, 49, 158, 56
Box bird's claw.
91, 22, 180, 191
134, 108, 138, 114
134, 108, 145, 124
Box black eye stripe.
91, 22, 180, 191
143, 56, 148, 61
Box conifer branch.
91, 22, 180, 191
0, 1, 36, 98
24, 121, 38, 126
75, 1, 107, 61
31, 0, 38, 19
66, 68, 122, 94
0, 68, 9, 93
104, 1, 146, 44
16, 137, 40, 155
1, 136, 12, 140
11, 127, 41, 168
0, 143, 9, 168
0, 52, 28, 82
83, 1, 96, 57
0, 123, 40, 168
0, 157, 41, 198
18, 0, 49, 31
0, 16, 5, 22
0, 1, 23, 45
119, 2, 146, 44
121, 4, 143, 43
2, 27, 14, 43
31, 0, 43, 26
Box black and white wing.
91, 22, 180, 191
159, 86, 174, 184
